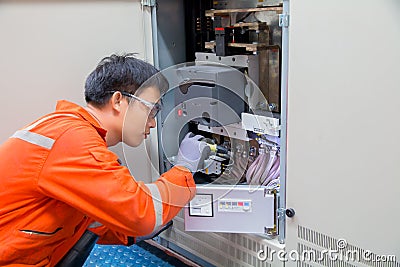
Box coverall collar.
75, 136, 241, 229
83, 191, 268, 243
55, 100, 107, 139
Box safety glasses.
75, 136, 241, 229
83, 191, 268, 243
107, 91, 162, 118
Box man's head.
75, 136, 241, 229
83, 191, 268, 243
85, 53, 168, 147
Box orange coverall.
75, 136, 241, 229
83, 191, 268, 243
0, 100, 196, 266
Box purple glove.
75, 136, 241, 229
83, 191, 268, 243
176, 132, 211, 172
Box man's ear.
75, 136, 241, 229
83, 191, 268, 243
110, 91, 124, 112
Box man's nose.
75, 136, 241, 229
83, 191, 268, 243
147, 116, 156, 128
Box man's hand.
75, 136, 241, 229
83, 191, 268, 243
175, 132, 211, 173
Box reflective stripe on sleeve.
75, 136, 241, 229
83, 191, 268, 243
145, 183, 163, 233
11, 130, 55, 150
88, 221, 103, 229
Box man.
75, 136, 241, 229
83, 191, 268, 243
0, 54, 208, 266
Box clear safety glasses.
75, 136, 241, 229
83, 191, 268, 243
107, 91, 162, 118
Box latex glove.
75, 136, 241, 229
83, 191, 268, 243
176, 132, 211, 172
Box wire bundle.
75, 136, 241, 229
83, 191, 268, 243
245, 146, 280, 187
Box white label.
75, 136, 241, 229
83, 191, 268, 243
189, 194, 213, 217
241, 113, 280, 136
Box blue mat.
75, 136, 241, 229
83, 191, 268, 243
84, 243, 187, 267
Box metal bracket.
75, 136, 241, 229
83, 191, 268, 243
279, 14, 290, 28
141, 0, 156, 7
264, 188, 276, 197
277, 207, 286, 244
277, 208, 286, 223
264, 226, 277, 236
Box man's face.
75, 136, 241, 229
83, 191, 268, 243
122, 86, 161, 147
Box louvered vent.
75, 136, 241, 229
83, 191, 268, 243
160, 210, 280, 267
298, 225, 399, 267
297, 261, 315, 267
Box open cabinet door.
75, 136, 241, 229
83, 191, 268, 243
285, 1, 400, 266
152, 1, 286, 266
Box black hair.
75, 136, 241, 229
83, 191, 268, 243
84, 53, 168, 106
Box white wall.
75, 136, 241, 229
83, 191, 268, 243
0, 0, 154, 182
286, 0, 400, 264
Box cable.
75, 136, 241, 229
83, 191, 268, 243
262, 155, 280, 186
252, 153, 269, 184
259, 148, 277, 185
265, 178, 280, 189
246, 148, 265, 184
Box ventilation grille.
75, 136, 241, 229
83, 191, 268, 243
298, 225, 399, 267
298, 243, 357, 267
297, 261, 315, 267
160, 211, 277, 267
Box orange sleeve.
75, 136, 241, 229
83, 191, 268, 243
89, 224, 134, 245
37, 125, 196, 238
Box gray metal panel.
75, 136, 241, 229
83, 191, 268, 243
174, 65, 247, 126
184, 185, 275, 234
155, 0, 187, 69
176, 65, 246, 100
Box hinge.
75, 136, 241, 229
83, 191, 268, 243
277, 207, 286, 221
279, 14, 290, 28
141, 0, 156, 7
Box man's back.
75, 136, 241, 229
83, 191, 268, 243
0, 103, 100, 265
